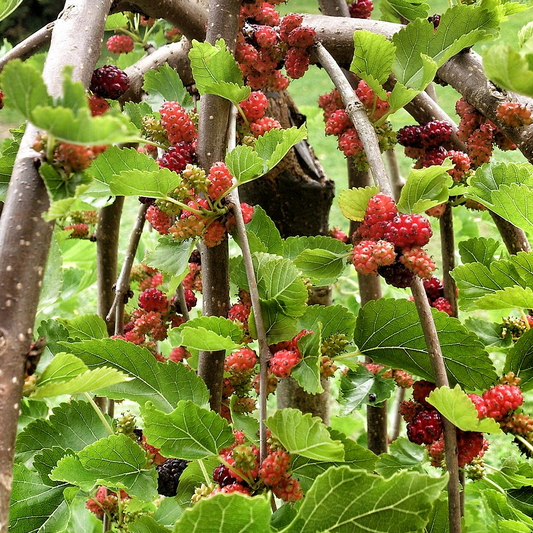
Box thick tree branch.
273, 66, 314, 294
0, 0, 113, 525
0, 22, 54, 73
318, 0, 350, 17
313, 41, 392, 197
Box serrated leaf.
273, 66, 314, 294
298, 304, 356, 342
143, 64, 193, 108
130, 516, 170, 533
282, 234, 350, 261
293, 249, 347, 286
339, 186, 380, 221
393, 5, 500, 89
339, 365, 396, 413
145, 237, 194, 279
243, 205, 283, 255
34, 447, 75, 487
291, 430, 377, 492
483, 43, 533, 97
475, 286, 533, 310
174, 493, 272, 533
465, 317, 512, 349
266, 408, 344, 461
87, 145, 158, 197
109, 167, 182, 198
66, 339, 210, 412
57, 314, 108, 340
142, 401, 234, 459
189, 39, 250, 104
351, 31, 395, 99
248, 298, 299, 344
39, 162, 93, 202
459, 237, 501, 266
451, 258, 524, 310
397, 164, 453, 214
291, 328, 323, 394
281, 467, 447, 533
173, 315, 244, 344
50, 434, 158, 501
124, 101, 153, 129
254, 126, 307, 174
226, 144, 264, 184
427, 385, 500, 433
0, 0, 23, 22
174, 457, 219, 508
504, 328, 533, 391
16, 400, 113, 465
0, 132, 21, 201
354, 298, 497, 390
230, 395, 260, 443
9, 464, 70, 533
387, 82, 420, 114
375, 437, 426, 478
18, 398, 50, 431
105, 12, 129, 30
32, 106, 140, 145
0, 59, 52, 118
380, 0, 430, 23
178, 326, 242, 351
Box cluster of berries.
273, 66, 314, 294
236, 4, 317, 91
351, 193, 435, 287
496, 102, 532, 128
86, 486, 130, 519
501, 314, 533, 341
397, 120, 471, 183
401, 380, 488, 467
346, 0, 374, 18
228, 288, 253, 341
319, 83, 395, 170
238, 90, 282, 140
456, 97, 518, 169
130, 262, 164, 291
420, 276, 453, 316
329, 226, 350, 243
204, 430, 303, 501
269, 329, 313, 378
61, 209, 98, 240
364, 362, 414, 388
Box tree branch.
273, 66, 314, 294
318, 0, 350, 17
440, 204, 458, 317
0, 0, 114, 525
313, 41, 393, 197
0, 22, 54, 73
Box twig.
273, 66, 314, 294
384, 149, 403, 201
176, 283, 190, 322
318, 0, 350, 17
0, 22, 55, 73
106, 203, 149, 324
83, 393, 114, 435
313, 41, 393, 197
440, 204, 458, 317
411, 277, 462, 533
390, 387, 405, 442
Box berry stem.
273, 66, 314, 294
218, 455, 255, 487
198, 459, 211, 485
83, 392, 114, 435
313, 41, 393, 198
515, 434, 533, 456
236, 104, 250, 128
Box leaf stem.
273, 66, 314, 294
84, 392, 114, 435
198, 459, 211, 485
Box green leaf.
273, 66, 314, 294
189, 39, 250, 104
298, 304, 356, 342
426, 385, 501, 433
9, 464, 70, 533
32, 105, 140, 145
291, 430, 377, 492
175, 458, 219, 508
32, 354, 130, 399
282, 234, 350, 260
393, 5, 500, 89
375, 437, 426, 478
124, 101, 153, 129
465, 317, 512, 349
351, 31, 395, 99
50, 434, 158, 501
254, 253, 308, 317
16, 399, 113, 465
58, 314, 108, 340
249, 299, 299, 344
230, 396, 260, 443
18, 398, 50, 431
145, 237, 194, 278
387, 82, 421, 114
291, 328, 323, 394
281, 467, 447, 533
242, 205, 283, 255
226, 144, 264, 184
130, 516, 170, 533
105, 12, 129, 30
109, 167, 182, 198
174, 493, 272, 533
459, 237, 501, 266
504, 328, 533, 391
473, 286, 533, 310
0, 59, 52, 118
87, 146, 158, 197
397, 164, 453, 214
338, 185, 380, 221
0, 0, 23, 21
142, 401, 234, 460
143, 64, 194, 108
39, 162, 92, 202
339, 365, 396, 413
483, 43, 533, 97
380, 0, 430, 23
293, 249, 347, 286
34, 446, 75, 486
66, 339, 210, 412
353, 298, 497, 390
266, 408, 344, 461
0, 130, 23, 201
172, 316, 244, 352
255, 126, 307, 173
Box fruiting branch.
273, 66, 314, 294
313, 41, 393, 197
439, 205, 458, 317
